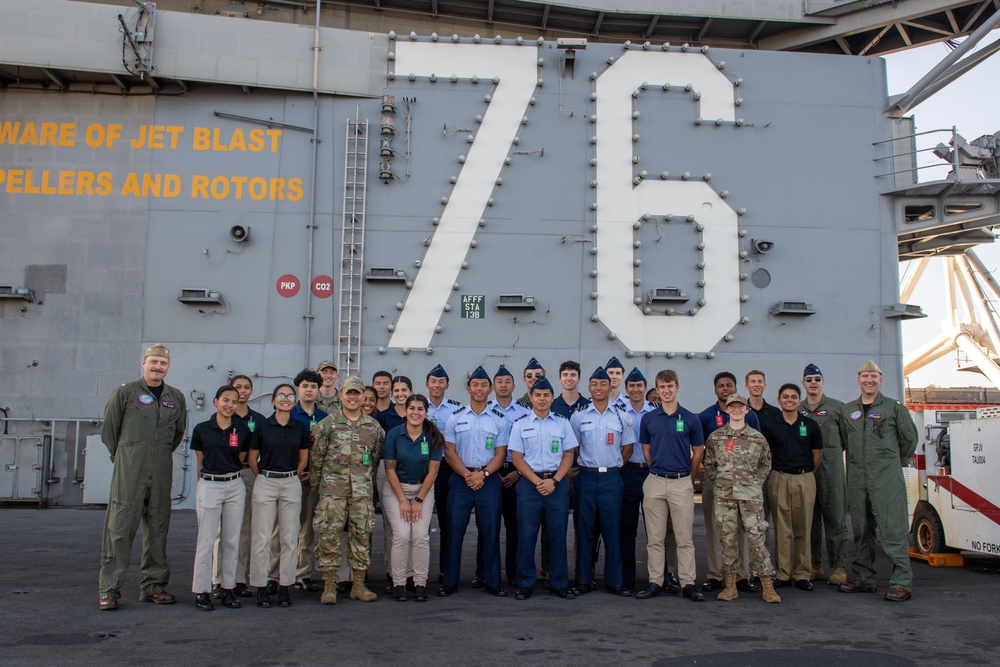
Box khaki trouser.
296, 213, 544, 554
383, 481, 435, 587
212, 466, 254, 585
766, 471, 816, 582
702, 474, 751, 580
193, 477, 245, 593
250, 475, 301, 587
642, 474, 696, 587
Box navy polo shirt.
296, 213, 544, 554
252, 414, 310, 473
191, 414, 251, 475
551, 394, 591, 419
376, 405, 406, 434
698, 403, 760, 437
383, 424, 443, 484
639, 404, 705, 475
290, 402, 328, 442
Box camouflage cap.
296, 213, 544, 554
144, 343, 170, 359
858, 360, 882, 375
341, 376, 365, 394
726, 393, 749, 407
316, 360, 338, 372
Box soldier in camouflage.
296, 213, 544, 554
310, 376, 385, 604
703, 394, 780, 603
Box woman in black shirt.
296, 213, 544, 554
191, 385, 251, 611
248, 384, 310, 608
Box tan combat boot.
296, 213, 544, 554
761, 577, 781, 603
350, 569, 378, 602
717, 572, 739, 601
827, 567, 847, 586
321, 575, 337, 605
810, 563, 825, 581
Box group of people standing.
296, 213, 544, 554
96, 345, 918, 612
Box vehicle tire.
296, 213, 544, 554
912, 508, 946, 556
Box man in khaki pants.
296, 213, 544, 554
634, 370, 705, 602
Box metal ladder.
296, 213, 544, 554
336, 107, 368, 379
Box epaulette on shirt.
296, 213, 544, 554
513, 413, 529, 423
447, 398, 461, 406
553, 412, 569, 420
490, 407, 505, 419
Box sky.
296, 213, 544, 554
882, 32, 1000, 389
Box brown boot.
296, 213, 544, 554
761, 577, 781, 603
827, 567, 847, 586
350, 569, 378, 602
717, 572, 739, 601
810, 563, 825, 581
321, 576, 337, 605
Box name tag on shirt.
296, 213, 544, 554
521, 426, 538, 437
726, 439, 735, 452
229, 432, 239, 448
456, 421, 472, 433
579, 421, 596, 432
715, 414, 724, 427
162, 400, 176, 409
607, 432, 615, 446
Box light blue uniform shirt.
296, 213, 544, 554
488, 399, 530, 463
614, 398, 656, 464
571, 402, 635, 468
508, 410, 579, 472
428, 397, 461, 429
444, 405, 509, 468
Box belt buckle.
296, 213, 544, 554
598, 466, 608, 473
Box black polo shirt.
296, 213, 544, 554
233, 407, 267, 435
761, 412, 823, 472
751, 399, 781, 426
252, 414, 310, 473
191, 415, 251, 475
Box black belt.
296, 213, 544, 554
625, 461, 649, 468
650, 471, 690, 479
261, 470, 297, 479
201, 472, 240, 481
532, 470, 557, 479
776, 468, 812, 475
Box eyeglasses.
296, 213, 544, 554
803, 376, 822, 383
525, 373, 543, 379
275, 393, 296, 401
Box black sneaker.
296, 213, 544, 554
195, 592, 214, 611
393, 585, 407, 601
437, 585, 458, 597
233, 583, 252, 597
256, 588, 271, 608
211, 583, 223, 599
484, 585, 508, 597
635, 583, 662, 599
295, 578, 320, 592
682, 584, 705, 602
414, 586, 428, 602
701, 578, 723, 592
515, 587, 532, 600
549, 587, 575, 599
220, 588, 241, 609
278, 586, 291, 607
266, 580, 278, 595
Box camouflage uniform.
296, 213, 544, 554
704, 424, 775, 577
310, 411, 384, 571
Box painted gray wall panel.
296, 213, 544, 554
0, 0, 387, 97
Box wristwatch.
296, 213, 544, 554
414, 497, 424, 504
483, 469, 491, 478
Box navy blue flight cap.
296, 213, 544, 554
625, 367, 646, 384
468, 365, 491, 382
530, 376, 555, 393
427, 364, 449, 381
494, 364, 513, 379
524, 357, 543, 371
590, 366, 611, 381
605, 356, 625, 370
803, 363, 822, 378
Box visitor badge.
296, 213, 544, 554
229, 432, 239, 448
310, 419, 317, 429
607, 432, 615, 446
715, 414, 724, 427
431, 417, 438, 425
676, 419, 684, 433
551, 439, 560, 453
726, 439, 735, 452
362, 451, 370, 465
486, 436, 494, 449
799, 423, 807, 437
420, 440, 429, 455
247, 418, 255, 433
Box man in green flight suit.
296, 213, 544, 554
838, 360, 918, 602
99, 344, 187, 610
311, 376, 385, 604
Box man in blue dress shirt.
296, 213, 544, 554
426, 364, 462, 583
570, 367, 634, 596
508, 376, 579, 600
439, 367, 509, 597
